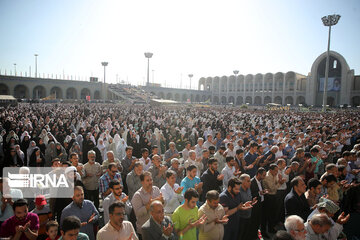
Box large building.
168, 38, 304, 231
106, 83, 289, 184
198, 51, 360, 107
0, 51, 359, 106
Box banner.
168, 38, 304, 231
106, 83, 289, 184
318, 77, 341, 92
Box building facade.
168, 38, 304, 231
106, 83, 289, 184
198, 51, 360, 106
0, 51, 359, 106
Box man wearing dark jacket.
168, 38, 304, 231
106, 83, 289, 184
141, 201, 175, 240
200, 158, 223, 202
284, 176, 311, 221
249, 167, 268, 239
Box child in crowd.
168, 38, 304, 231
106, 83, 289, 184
31, 195, 53, 240
45, 220, 60, 240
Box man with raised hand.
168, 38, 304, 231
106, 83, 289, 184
131, 171, 163, 238
171, 188, 207, 240
141, 201, 175, 240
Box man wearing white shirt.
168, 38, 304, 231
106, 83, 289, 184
203, 135, 215, 150
224, 142, 235, 158
195, 138, 206, 159
139, 148, 152, 171
184, 150, 203, 177
160, 170, 184, 215
276, 158, 291, 223
181, 142, 191, 161
221, 156, 241, 191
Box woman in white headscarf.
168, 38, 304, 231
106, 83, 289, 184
97, 138, 106, 161
44, 142, 57, 167
107, 137, 117, 155
26, 140, 37, 166
116, 138, 127, 160
76, 134, 83, 151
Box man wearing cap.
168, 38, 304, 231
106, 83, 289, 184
31, 195, 52, 240
307, 198, 350, 240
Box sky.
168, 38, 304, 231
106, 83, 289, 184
0, 0, 359, 89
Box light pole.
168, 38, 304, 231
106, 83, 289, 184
34, 54, 38, 78
321, 14, 340, 112
144, 52, 153, 86
188, 74, 193, 90
152, 70, 155, 85
233, 70, 239, 104
14, 63, 17, 76
101, 62, 108, 101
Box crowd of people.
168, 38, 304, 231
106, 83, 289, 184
0, 103, 359, 240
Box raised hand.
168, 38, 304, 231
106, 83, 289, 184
216, 215, 229, 224
15, 225, 24, 233
121, 195, 129, 203
175, 186, 184, 194
234, 169, 241, 176
88, 213, 96, 223
217, 174, 224, 181
336, 212, 350, 225
127, 232, 134, 240
195, 215, 207, 226
247, 164, 254, 170
238, 201, 253, 210
162, 223, 173, 236
23, 221, 31, 231
155, 193, 164, 203
195, 182, 203, 190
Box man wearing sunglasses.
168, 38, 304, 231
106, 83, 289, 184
99, 163, 123, 199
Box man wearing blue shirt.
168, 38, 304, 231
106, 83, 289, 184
60, 186, 99, 240
220, 178, 253, 240
180, 165, 203, 203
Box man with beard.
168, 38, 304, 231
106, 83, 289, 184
102, 179, 132, 224
221, 156, 241, 191
0, 199, 39, 240
121, 146, 137, 194
0, 177, 23, 226
99, 163, 123, 199
97, 202, 138, 240
82, 150, 102, 209
200, 158, 224, 202
131, 171, 163, 238
172, 188, 207, 240
219, 178, 254, 240
249, 168, 268, 239
60, 186, 99, 240
198, 190, 228, 240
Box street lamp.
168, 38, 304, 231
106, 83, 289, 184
321, 14, 340, 112
188, 74, 193, 89
14, 63, 17, 76
144, 52, 153, 86
233, 70, 239, 103
101, 62, 108, 101
34, 54, 38, 78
